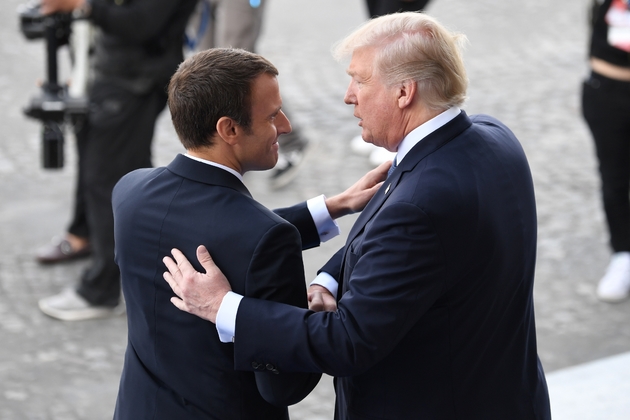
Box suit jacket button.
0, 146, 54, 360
252, 362, 261, 370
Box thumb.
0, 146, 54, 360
196, 245, 214, 272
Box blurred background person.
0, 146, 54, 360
187, 0, 310, 189
36, 0, 198, 320
582, 0, 630, 302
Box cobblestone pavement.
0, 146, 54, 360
1, 0, 629, 418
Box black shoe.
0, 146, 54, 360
36, 236, 92, 264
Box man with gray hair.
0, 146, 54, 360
164, 12, 552, 419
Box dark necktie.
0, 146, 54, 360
387, 156, 398, 178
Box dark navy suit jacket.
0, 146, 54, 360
233, 111, 552, 419
112, 154, 320, 419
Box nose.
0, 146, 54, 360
344, 80, 356, 105
277, 110, 292, 135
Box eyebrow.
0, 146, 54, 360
268, 105, 282, 119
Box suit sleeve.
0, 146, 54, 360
274, 202, 320, 250
317, 247, 344, 282
234, 202, 446, 376
245, 221, 321, 405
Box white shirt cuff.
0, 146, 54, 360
216, 291, 243, 343
307, 195, 340, 243
309, 271, 339, 297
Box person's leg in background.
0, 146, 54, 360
193, 0, 310, 189
35, 118, 92, 264
38, 80, 167, 320
582, 72, 630, 302
366, 0, 431, 17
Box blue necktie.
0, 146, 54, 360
387, 156, 398, 178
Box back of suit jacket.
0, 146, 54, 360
233, 112, 551, 419
112, 154, 319, 419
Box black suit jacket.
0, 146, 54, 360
112, 154, 320, 419
233, 111, 551, 419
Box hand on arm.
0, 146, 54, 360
307, 284, 338, 312
163, 245, 231, 324
325, 160, 390, 219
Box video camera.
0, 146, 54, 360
18, 1, 89, 169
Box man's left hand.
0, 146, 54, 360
308, 284, 337, 312
325, 160, 390, 219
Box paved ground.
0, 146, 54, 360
1, 0, 629, 418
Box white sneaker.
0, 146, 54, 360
596, 252, 630, 302
38, 288, 126, 321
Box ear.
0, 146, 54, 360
215, 116, 240, 146
397, 79, 417, 109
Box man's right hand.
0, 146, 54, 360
163, 245, 232, 324
308, 284, 337, 312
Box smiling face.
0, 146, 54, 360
344, 47, 405, 153
237, 73, 291, 172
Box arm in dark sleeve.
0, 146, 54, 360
89, 0, 183, 43
235, 203, 445, 376
318, 247, 344, 281
274, 202, 320, 250
246, 221, 322, 405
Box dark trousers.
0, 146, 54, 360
67, 118, 90, 240
76, 79, 167, 306
582, 71, 630, 252
365, 0, 431, 17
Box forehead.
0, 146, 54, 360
347, 46, 377, 77
250, 73, 281, 109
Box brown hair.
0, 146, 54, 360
168, 48, 278, 150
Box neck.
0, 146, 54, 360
187, 147, 243, 174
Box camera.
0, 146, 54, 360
18, 1, 89, 169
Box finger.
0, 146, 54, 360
162, 271, 182, 297
371, 181, 385, 192
196, 245, 215, 273
308, 292, 324, 312
170, 248, 195, 273
375, 160, 391, 180
170, 296, 189, 313
162, 256, 182, 280
323, 299, 338, 312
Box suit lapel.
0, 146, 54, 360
166, 154, 252, 198
340, 111, 473, 287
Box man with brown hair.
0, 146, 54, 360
112, 48, 387, 419
164, 13, 551, 419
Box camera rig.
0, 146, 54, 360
18, 1, 89, 169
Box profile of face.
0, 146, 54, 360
344, 47, 403, 152
237, 73, 291, 172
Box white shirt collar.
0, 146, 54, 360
396, 107, 461, 164
183, 153, 243, 182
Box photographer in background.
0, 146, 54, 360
37, 0, 198, 321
